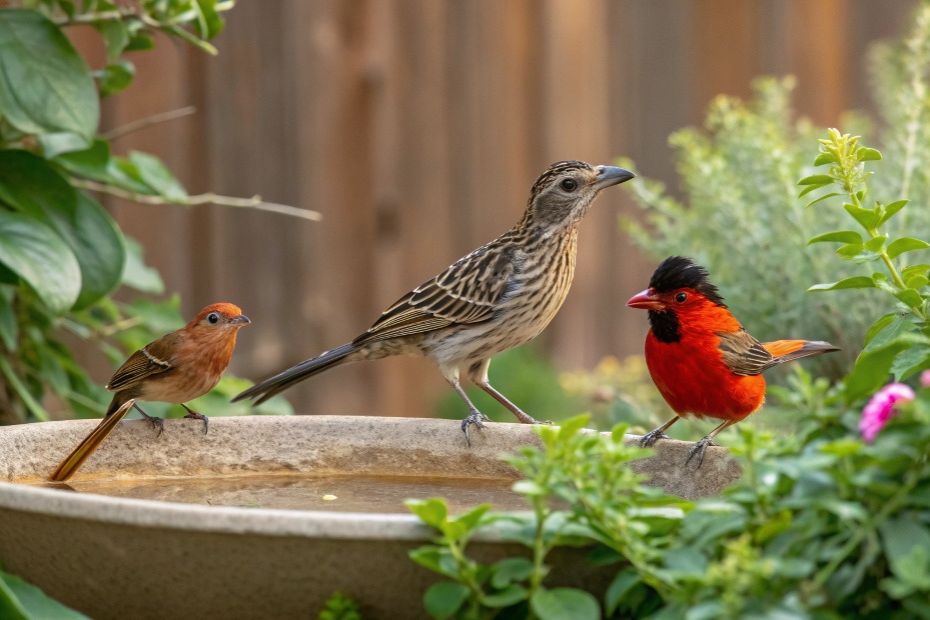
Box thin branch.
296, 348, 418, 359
103, 106, 198, 140
72, 179, 322, 222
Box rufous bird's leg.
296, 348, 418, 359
180, 403, 209, 435
639, 416, 680, 448
133, 404, 164, 437
444, 369, 489, 447
685, 420, 734, 468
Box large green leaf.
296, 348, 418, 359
0, 568, 89, 619
530, 588, 600, 620
423, 582, 469, 620
0, 150, 125, 308
0, 10, 99, 143
0, 211, 80, 313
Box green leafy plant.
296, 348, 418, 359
318, 591, 362, 620
802, 129, 930, 403
407, 416, 687, 620
0, 1, 305, 423
0, 565, 88, 619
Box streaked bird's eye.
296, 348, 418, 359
559, 178, 577, 192
207, 312, 220, 324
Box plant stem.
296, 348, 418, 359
71, 179, 322, 222
103, 106, 198, 140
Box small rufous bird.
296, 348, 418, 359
49, 303, 250, 482
627, 257, 839, 466
234, 161, 634, 443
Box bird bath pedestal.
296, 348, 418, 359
0, 415, 739, 619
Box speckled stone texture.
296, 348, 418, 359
0, 415, 740, 619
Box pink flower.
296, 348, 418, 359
921, 369, 930, 389
859, 383, 915, 442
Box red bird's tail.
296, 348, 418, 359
762, 339, 839, 365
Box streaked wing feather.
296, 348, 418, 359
357, 244, 515, 344
717, 329, 775, 376
105, 333, 178, 391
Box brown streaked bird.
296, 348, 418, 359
234, 161, 634, 442
49, 303, 250, 482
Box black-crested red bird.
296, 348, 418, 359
234, 161, 634, 442
50, 303, 250, 482
627, 257, 839, 466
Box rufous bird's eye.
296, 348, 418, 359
559, 178, 577, 192
675, 292, 688, 303
207, 312, 220, 324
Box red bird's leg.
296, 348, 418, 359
180, 404, 209, 435
476, 381, 541, 425
639, 416, 680, 448
133, 404, 164, 437
685, 420, 735, 468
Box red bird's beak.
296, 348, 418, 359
626, 289, 665, 311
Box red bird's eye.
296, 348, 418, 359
675, 292, 688, 303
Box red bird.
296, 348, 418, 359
627, 257, 838, 466
49, 303, 250, 482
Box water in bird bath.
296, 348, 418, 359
44, 474, 525, 513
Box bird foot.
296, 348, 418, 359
134, 406, 164, 437
184, 410, 209, 435
685, 436, 715, 469
639, 429, 668, 448
461, 411, 489, 447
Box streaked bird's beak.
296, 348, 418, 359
592, 165, 635, 190
626, 289, 664, 311
230, 314, 251, 325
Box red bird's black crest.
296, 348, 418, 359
649, 256, 726, 307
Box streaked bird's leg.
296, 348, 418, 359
639, 415, 680, 447
443, 367, 488, 447
133, 404, 164, 436
470, 359, 539, 424
180, 403, 209, 435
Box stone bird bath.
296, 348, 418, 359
0, 415, 739, 618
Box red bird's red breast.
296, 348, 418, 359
645, 329, 766, 421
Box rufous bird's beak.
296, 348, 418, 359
230, 314, 251, 325
626, 289, 665, 311
592, 165, 635, 190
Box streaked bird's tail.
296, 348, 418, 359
49, 396, 136, 482
763, 340, 840, 365
232, 342, 360, 405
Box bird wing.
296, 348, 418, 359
105, 333, 180, 391
355, 243, 516, 344
716, 329, 775, 376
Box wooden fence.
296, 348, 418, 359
73, 0, 914, 416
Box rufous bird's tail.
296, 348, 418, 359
762, 339, 839, 365
232, 342, 360, 405
49, 396, 136, 482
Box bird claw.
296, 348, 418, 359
184, 410, 209, 435
639, 430, 668, 448
685, 437, 714, 469
461, 411, 489, 447
134, 406, 164, 437
146, 416, 165, 437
